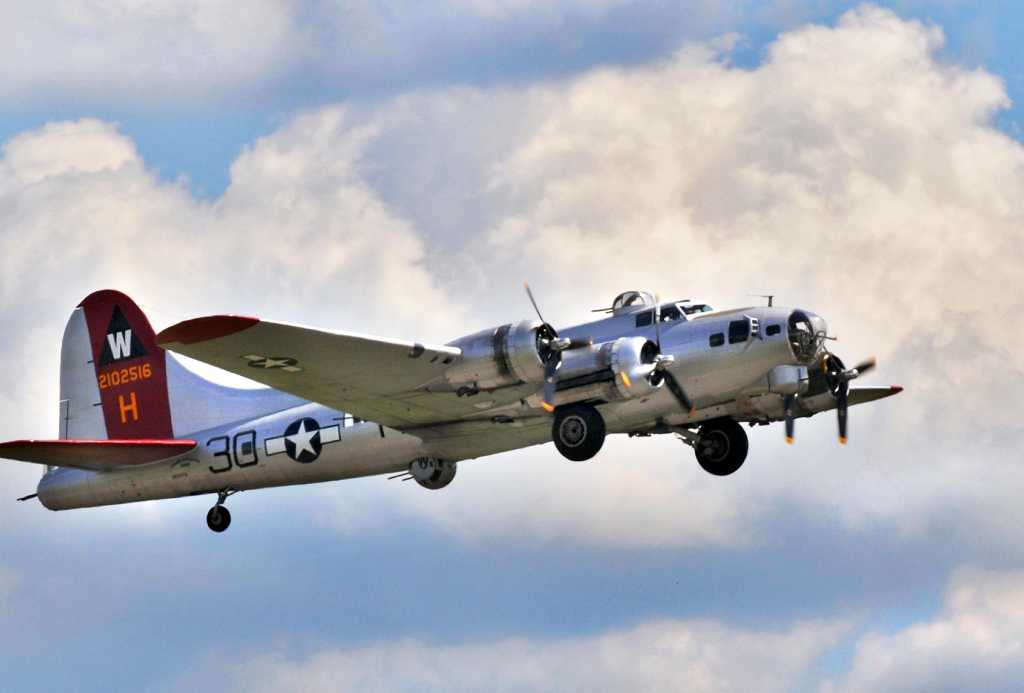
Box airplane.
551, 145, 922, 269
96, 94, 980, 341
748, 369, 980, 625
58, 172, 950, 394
1, 288, 901, 532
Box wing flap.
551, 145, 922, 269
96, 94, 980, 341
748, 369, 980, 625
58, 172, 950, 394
0, 439, 197, 471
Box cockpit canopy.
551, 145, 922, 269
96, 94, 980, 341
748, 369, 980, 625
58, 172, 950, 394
609, 291, 714, 319
611, 291, 656, 315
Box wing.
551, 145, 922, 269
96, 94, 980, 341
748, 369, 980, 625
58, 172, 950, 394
0, 439, 197, 472
156, 316, 534, 428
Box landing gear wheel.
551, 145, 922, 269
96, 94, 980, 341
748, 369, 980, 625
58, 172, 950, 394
695, 419, 748, 476
552, 404, 606, 462
206, 505, 231, 532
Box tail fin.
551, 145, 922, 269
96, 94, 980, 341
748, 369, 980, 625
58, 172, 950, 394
61, 290, 173, 440
60, 290, 305, 441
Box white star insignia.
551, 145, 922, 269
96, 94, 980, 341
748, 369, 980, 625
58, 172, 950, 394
286, 420, 319, 458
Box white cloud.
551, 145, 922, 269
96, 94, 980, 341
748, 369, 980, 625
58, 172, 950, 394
0, 120, 140, 185
313, 435, 754, 550
1, 1, 296, 104
206, 617, 844, 693
824, 568, 1024, 692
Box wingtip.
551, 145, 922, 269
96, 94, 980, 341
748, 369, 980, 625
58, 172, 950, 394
890, 385, 904, 394
839, 436, 848, 445
156, 315, 260, 346
785, 436, 794, 445
541, 402, 555, 413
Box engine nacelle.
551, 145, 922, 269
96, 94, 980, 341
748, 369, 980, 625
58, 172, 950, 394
441, 320, 546, 392
608, 337, 661, 399
551, 336, 662, 404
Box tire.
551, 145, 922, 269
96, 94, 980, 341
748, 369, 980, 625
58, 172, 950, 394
552, 404, 606, 462
695, 419, 748, 476
206, 505, 232, 533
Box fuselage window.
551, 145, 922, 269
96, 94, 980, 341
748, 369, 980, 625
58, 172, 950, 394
766, 324, 781, 336
635, 311, 653, 328
709, 332, 725, 347
728, 319, 750, 344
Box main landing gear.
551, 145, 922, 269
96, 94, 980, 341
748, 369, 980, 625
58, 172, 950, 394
206, 488, 237, 533
686, 419, 748, 476
552, 404, 606, 462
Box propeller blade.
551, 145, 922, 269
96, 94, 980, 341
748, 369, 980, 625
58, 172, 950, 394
654, 293, 662, 350
851, 357, 877, 376
662, 370, 696, 416
836, 381, 849, 444
783, 394, 795, 444
541, 358, 559, 413
524, 282, 546, 325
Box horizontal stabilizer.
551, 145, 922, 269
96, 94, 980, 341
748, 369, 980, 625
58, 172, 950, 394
0, 439, 197, 472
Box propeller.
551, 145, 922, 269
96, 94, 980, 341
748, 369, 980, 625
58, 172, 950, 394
782, 354, 876, 445
524, 283, 592, 412
649, 294, 696, 416
822, 354, 876, 444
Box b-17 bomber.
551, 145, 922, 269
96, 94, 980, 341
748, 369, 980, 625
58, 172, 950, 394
2, 287, 901, 532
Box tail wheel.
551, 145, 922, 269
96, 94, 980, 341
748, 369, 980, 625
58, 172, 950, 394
206, 505, 231, 532
695, 419, 748, 476
552, 404, 606, 462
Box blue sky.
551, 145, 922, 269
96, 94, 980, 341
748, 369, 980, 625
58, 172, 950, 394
2, 2, 1024, 691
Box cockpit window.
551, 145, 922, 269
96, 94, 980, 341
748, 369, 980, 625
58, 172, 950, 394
635, 311, 653, 328
659, 304, 682, 322
682, 303, 713, 315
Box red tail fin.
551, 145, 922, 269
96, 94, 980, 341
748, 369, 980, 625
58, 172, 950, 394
79, 290, 173, 439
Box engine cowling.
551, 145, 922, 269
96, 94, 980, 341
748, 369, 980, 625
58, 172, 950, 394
441, 320, 547, 393
549, 336, 663, 404
608, 337, 661, 399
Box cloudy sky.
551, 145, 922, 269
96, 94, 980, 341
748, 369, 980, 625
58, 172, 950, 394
1, 1, 1023, 690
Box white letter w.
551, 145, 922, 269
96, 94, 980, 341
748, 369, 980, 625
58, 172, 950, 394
107, 330, 132, 360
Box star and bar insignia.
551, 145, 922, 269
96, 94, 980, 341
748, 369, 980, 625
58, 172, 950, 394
243, 354, 303, 372
264, 417, 341, 463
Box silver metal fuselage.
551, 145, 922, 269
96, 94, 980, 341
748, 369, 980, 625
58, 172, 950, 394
38, 305, 811, 511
